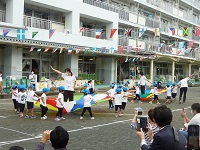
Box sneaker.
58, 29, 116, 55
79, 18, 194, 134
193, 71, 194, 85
16, 111, 19, 114
55, 117, 61, 121
31, 116, 37, 119
25, 115, 30, 118
157, 102, 160, 105
91, 117, 95, 120
80, 116, 84, 120
149, 101, 153, 104
60, 117, 65, 120
20, 114, 23, 117
44, 115, 47, 119
41, 117, 46, 120
115, 114, 118, 117
118, 114, 123, 117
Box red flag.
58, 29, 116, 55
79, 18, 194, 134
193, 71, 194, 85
68, 48, 73, 54
80, 27, 89, 32
110, 29, 117, 38
76, 48, 81, 54
60, 48, 64, 54
177, 49, 182, 55
44, 48, 50, 52
29, 47, 35, 52
118, 46, 124, 54
188, 40, 194, 49
136, 45, 141, 52
195, 26, 200, 36
49, 29, 55, 39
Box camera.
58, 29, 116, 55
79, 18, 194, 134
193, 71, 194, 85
187, 125, 200, 150
134, 107, 143, 115
136, 115, 148, 132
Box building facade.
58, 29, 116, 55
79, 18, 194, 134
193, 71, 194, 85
0, 0, 200, 84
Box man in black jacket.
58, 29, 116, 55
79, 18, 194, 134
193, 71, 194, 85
137, 105, 187, 150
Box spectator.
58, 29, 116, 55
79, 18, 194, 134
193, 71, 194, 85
137, 105, 187, 150
36, 126, 69, 150
9, 146, 24, 150
180, 103, 200, 138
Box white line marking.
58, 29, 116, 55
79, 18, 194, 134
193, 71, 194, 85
0, 127, 33, 137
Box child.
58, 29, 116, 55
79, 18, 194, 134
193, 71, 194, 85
11, 85, 19, 113
171, 82, 178, 102
106, 84, 115, 109
25, 84, 39, 118
80, 89, 96, 120
114, 88, 123, 117
133, 83, 141, 104
40, 88, 49, 120
121, 87, 129, 114
149, 83, 160, 105
17, 85, 27, 117
165, 84, 172, 104
83, 83, 88, 90
55, 86, 65, 121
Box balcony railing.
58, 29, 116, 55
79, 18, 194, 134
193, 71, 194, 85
82, 29, 106, 39
0, 10, 5, 22
23, 16, 64, 31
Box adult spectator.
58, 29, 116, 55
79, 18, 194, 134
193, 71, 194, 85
0, 71, 2, 94
137, 105, 187, 150
29, 71, 36, 87
51, 66, 76, 102
139, 72, 152, 94
180, 103, 200, 138
9, 146, 24, 150
131, 108, 159, 148
36, 126, 69, 150
178, 74, 194, 104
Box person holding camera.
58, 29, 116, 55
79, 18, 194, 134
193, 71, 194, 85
36, 126, 69, 150
131, 108, 159, 148
137, 105, 187, 150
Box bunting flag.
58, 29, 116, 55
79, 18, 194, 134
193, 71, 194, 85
76, 48, 81, 54
118, 46, 124, 54
182, 27, 189, 36
188, 40, 194, 49
169, 28, 175, 36
2, 29, 10, 38
148, 44, 152, 51
84, 48, 89, 54
92, 47, 97, 54
101, 47, 106, 53
37, 49, 41, 52
49, 29, 55, 39
44, 48, 50, 52
109, 47, 114, 54
29, 47, 35, 52
127, 46, 132, 52
136, 45, 141, 52
132, 58, 136, 62
96, 29, 102, 39
60, 48, 64, 54
124, 28, 132, 36
158, 43, 163, 51
140, 57, 144, 61
178, 42, 185, 49
17, 29, 25, 40
68, 48, 73, 54
138, 28, 146, 38
110, 29, 117, 38
64, 29, 71, 35
168, 43, 175, 48
80, 27, 89, 32
128, 58, 132, 62
154, 28, 161, 36
52, 48, 58, 53
32, 32, 38, 38
177, 49, 182, 55
125, 57, 128, 62
195, 26, 200, 36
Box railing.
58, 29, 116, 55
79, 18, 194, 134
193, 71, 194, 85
23, 15, 64, 30
0, 10, 5, 22
82, 29, 106, 39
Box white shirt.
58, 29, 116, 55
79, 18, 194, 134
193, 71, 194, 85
40, 93, 47, 107
83, 95, 96, 107
122, 92, 129, 102
154, 87, 158, 95
56, 93, 64, 108
29, 74, 36, 82
88, 83, 92, 89
178, 77, 189, 88
17, 92, 27, 104
107, 89, 115, 98
12, 89, 18, 99
114, 94, 123, 105
172, 86, 178, 93
140, 76, 147, 86
62, 73, 76, 91
26, 90, 35, 102
166, 87, 172, 97
136, 86, 140, 94
184, 113, 200, 130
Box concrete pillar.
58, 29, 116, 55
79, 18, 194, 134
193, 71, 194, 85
4, 46, 22, 77
172, 61, 175, 82
188, 63, 192, 76
65, 11, 80, 35
6, 0, 24, 26
96, 57, 104, 82
62, 52, 78, 77
150, 59, 154, 82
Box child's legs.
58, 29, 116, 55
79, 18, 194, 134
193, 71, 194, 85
12, 99, 17, 109
141, 85, 145, 94
87, 107, 93, 117
40, 105, 45, 117
154, 95, 158, 102
137, 94, 140, 101
109, 100, 112, 107
183, 87, 187, 102
121, 102, 126, 111
20, 104, 25, 113
44, 106, 48, 115
81, 107, 87, 117
59, 108, 63, 117
179, 88, 184, 101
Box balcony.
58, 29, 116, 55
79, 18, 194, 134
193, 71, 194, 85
0, 10, 5, 22
23, 15, 64, 31
82, 29, 106, 40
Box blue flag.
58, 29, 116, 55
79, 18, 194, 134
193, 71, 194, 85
17, 29, 25, 40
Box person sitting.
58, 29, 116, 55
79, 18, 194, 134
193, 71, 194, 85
180, 103, 200, 138
137, 105, 187, 150
36, 126, 69, 150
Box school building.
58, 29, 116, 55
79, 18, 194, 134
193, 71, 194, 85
0, 0, 200, 85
